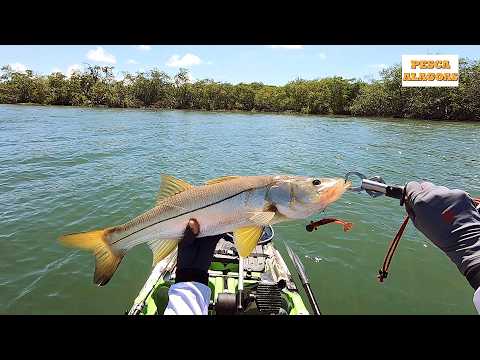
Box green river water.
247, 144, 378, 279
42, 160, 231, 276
1, 104, 479, 315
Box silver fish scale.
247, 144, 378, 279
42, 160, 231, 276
107, 176, 276, 252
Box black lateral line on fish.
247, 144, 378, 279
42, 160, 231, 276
110, 187, 254, 245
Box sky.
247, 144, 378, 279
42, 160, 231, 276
1, 45, 480, 85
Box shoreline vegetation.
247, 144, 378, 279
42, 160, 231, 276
1, 59, 479, 121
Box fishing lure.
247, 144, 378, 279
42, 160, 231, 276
306, 218, 353, 232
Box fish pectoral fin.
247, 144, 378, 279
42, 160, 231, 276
148, 239, 179, 267
59, 229, 124, 286
156, 175, 193, 206
204, 176, 240, 185
234, 226, 264, 257
249, 211, 276, 225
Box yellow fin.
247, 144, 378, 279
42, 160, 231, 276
59, 229, 124, 286
156, 175, 193, 205
234, 226, 264, 257
205, 176, 240, 185
149, 239, 178, 266
249, 211, 276, 225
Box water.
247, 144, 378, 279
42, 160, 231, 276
1, 104, 479, 315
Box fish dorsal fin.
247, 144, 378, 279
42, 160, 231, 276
156, 175, 193, 205
234, 226, 264, 257
205, 176, 240, 185
148, 238, 179, 267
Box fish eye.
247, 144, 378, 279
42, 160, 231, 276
312, 179, 321, 186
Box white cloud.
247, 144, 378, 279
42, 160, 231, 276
49, 64, 81, 78
166, 53, 202, 68
66, 64, 82, 78
369, 63, 388, 70
136, 45, 152, 51
187, 72, 195, 83
10, 62, 28, 72
127, 59, 139, 64
114, 72, 125, 81
318, 53, 327, 60
86, 46, 116, 64
269, 45, 304, 50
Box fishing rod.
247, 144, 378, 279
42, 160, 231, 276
237, 256, 244, 312
284, 242, 321, 315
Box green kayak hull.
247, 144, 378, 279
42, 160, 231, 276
128, 233, 310, 315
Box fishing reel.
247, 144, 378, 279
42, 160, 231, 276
214, 275, 288, 315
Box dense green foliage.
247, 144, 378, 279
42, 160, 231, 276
350, 59, 480, 120
1, 59, 479, 120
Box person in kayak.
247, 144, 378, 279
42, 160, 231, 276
405, 181, 480, 313
164, 219, 223, 315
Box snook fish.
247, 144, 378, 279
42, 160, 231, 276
60, 175, 351, 286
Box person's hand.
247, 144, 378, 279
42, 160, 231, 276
405, 181, 480, 289
175, 219, 224, 286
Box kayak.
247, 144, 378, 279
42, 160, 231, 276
128, 226, 310, 315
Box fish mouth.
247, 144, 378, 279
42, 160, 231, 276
344, 179, 352, 190
319, 178, 350, 206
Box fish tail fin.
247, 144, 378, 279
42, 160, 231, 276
59, 229, 124, 286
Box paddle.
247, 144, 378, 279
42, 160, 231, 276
285, 243, 322, 315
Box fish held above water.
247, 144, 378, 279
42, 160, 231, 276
60, 174, 351, 286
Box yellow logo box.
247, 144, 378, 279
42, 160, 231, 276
402, 55, 459, 87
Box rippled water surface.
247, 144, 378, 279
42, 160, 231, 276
1, 104, 479, 314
